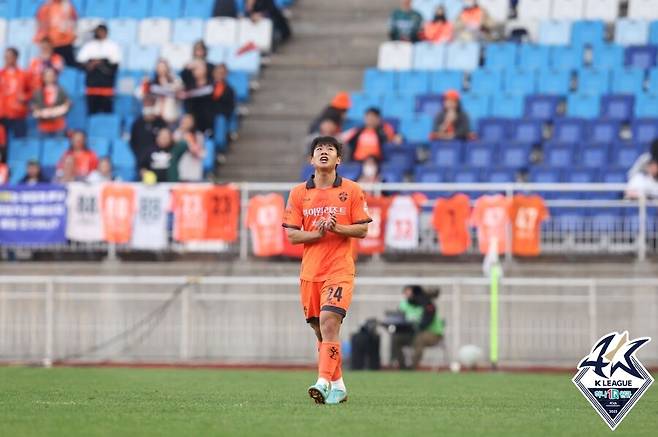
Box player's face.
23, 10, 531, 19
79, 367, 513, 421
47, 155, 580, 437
311, 143, 341, 171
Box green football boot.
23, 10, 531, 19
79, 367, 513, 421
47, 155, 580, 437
325, 388, 348, 404
308, 381, 330, 404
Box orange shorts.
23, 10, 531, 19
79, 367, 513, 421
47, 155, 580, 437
300, 278, 354, 323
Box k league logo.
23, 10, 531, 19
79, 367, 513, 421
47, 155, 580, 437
572, 331, 653, 431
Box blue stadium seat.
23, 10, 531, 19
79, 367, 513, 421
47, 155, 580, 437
503, 69, 537, 95
500, 145, 530, 168
363, 69, 396, 95
478, 118, 509, 142
108, 19, 138, 45
111, 139, 136, 168
571, 20, 605, 48
381, 94, 415, 119
126, 46, 159, 71
625, 45, 658, 70
539, 20, 572, 45
487, 169, 516, 183
429, 71, 463, 94
649, 68, 658, 93
600, 95, 634, 121
213, 116, 228, 149
635, 93, 658, 118
8, 138, 40, 162
551, 46, 583, 71
588, 120, 620, 144
565, 169, 596, 183
412, 42, 446, 70
566, 94, 600, 118
339, 162, 362, 181
88, 114, 121, 138
577, 69, 610, 95
114, 95, 138, 116
491, 94, 524, 118
20, 0, 41, 17
58, 67, 83, 97
581, 146, 609, 168
545, 147, 574, 167
460, 93, 490, 125
651, 21, 658, 44
414, 165, 443, 183
66, 97, 87, 131
484, 43, 518, 70
399, 116, 433, 142
228, 71, 250, 102
0, 0, 19, 18
397, 71, 431, 96
469, 69, 503, 95
453, 169, 479, 183
172, 18, 204, 44
519, 45, 551, 70
384, 149, 415, 172
529, 167, 561, 183
613, 144, 643, 168
183, 0, 212, 17
87, 137, 111, 157
591, 44, 625, 70
445, 42, 480, 71
41, 138, 70, 167
632, 118, 658, 144
346, 92, 382, 120
70, 0, 86, 13
524, 95, 560, 121
300, 164, 314, 181
431, 141, 462, 167
379, 163, 406, 183
117, 0, 149, 18
553, 118, 587, 144
226, 49, 261, 75
149, 0, 182, 18
202, 137, 215, 171
512, 120, 543, 143
610, 68, 645, 94
415, 94, 443, 118
465, 145, 495, 168
85, 0, 117, 18
614, 19, 649, 46
601, 170, 627, 183
537, 69, 571, 94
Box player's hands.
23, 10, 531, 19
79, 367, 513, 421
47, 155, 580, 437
325, 213, 337, 232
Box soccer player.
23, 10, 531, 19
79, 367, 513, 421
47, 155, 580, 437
283, 136, 372, 404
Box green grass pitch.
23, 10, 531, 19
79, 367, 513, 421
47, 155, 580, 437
1, 367, 656, 436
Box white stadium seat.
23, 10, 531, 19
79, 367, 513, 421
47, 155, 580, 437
7, 19, 36, 47
518, 0, 552, 21
172, 18, 204, 44
204, 17, 239, 47
0, 19, 6, 47
377, 41, 413, 71
237, 17, 273, 53
412, 0, 441, 22
139, 18, 172, 46
76, 18, 103, 47
583, 0, 619, 21
628, 0, 658, 20
207, 45, 228, 64
538, 20, 572, 45
445, 42, 480, 71
412, 42, 446, 70
479, 0, 510, 23
161, 43, 191, 70
551, 0, 585, 20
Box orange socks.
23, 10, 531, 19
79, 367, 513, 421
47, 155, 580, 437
332, 351, 342, 381
318, 341, 341, 381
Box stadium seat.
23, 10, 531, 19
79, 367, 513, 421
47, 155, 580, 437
399, 116, 433, 142
363, 68, 396, 95
614, 19, 649, 46
85, 0, 117, 18
75, 18, 102, 46
571, 20, 605, 47
625, 46, 658, 70
87, 137, 111, 157
484, 43, 518, 70
378, 41, 413, 71
226, 49, 261, 75
591, 44, 624, 69
379, 163, 405, 183
88, 114, 121, 138
491, 94, 524, 118
524, 95, 560, 121
66, 97, 87, 131
384, 149, 415, 172
529, 167, 561, 183
628, 0, 658, 20
183, 0, 212, 17
411, 0, 438, 22
545, 147, 574, 167
539, 20, 572, 45
415, 94, 443, 118
429, 71, 463, 94
584, 0, 619, 21
445, 42, 480, 71
381, 94, 415, 119
504, 69, 537, 95
635, 93, 658, 117
108, 19, 138, 45
432, 141, 462, 167
117, 0, 148, 18
588, 120, 620, 144
519, 44, 551, 70
58, 67, 83, 97
488, 169, 516, 183
610, 68, 645, 94
227, 71, 250, 102
346, 92, 382, 120
465, 145, 495, 168
70, 0, 86, 14
8, 138, 40, 162
398, 71, 431, 96
553, 118, 587, 144
600, 95, 634, 121
478, 118, 509, 142
41, 138, 70, 167
601, 170, 627, 183
651, 21, 658, 44
453, 169, 479, 183
537, 69, 572, 94
149, 0, 182, 18
551, 46, 583, 71
172, 19, 204, 44
460, 93, 491, 125
469, 70, 503, 95
20, 0, 42, 17
551, 0, 585, 20
412, 42, 446, 70
443, 0, 464, 21
237, 17, 273, 53
0, 19, 6, 47
299, 163, 314, 181
518, 0, 552, 21
138, 18, 172, 46
414, 165, 443, 183
632, 118, 658, 144
0, 1, 16, 18
500, 145, 531, 168
581, 145, 609, 169
207, 45, 227, 64
565, 169, 596, 183
126, 46, 159, 71
512, 120, 543, 143
204, 18, 239, 46
566, 94, 600, 118
339, 162, 362, 181
161, 43, 192, 70
577, 69, 610, 95
7, 19, 35, 46
213, 116, 228, 149
613, 144, 643, 168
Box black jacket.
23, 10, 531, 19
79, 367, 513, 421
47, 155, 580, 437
433, 110, 471, 140
407, 287, 437, 332
130, 116, 167, 166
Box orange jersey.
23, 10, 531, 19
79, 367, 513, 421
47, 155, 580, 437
283, 175, 372, 282
0, 67, 31, 119
510, 194, 549, 257
28, 55, 65, 90
358, 195, 391, 255
247, 193, 285, 257
204, 185, 240, 242
171, 185, 208, 242
471, 194, 511, 255
100, 183, 136, 244
35, 0, 78, 47
432, 194, 471, 255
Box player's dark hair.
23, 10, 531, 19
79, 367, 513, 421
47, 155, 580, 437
365, 107, 381, 116
310, 136, 343, 158
6, 47, 18, 58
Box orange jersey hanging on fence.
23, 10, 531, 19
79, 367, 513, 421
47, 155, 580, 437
204, 185, 240, 242
248, 193, 285, 257
471, 194, 511, 255
171, 185, 209, 242
358, 195, 391, 255
510, 194, 549, 257
100, 183, 136, 244
432, 194, 471, 255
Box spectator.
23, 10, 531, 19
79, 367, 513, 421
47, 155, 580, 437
181, 60, 214, 134
213, 0, 239, 17
53, 154, 78, 183
130, 95, 168, 170
0, 48, 31, 140
245, 0, 292, 46
429, 90, 470, 141
210, 64, 236, 129
422, 6, 454, 43
31, 67, 71, 136
139, 128, 187, 183
181, 41, 214, 91
76, 24, 121, 114
454, 0, 497, 42
57, 131, 99, 179
389, 0, 423, 42
86, 157, 115, 183
28, 38, 65, 90
626, 139, 658, 199
34, 0, 78, 67
357, 156, 382, 185
343, 107, 401, 162
173, 114, 206, 182
19, 160, 48, 185
308, 91, 351, 134
137, 59, 183, 125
